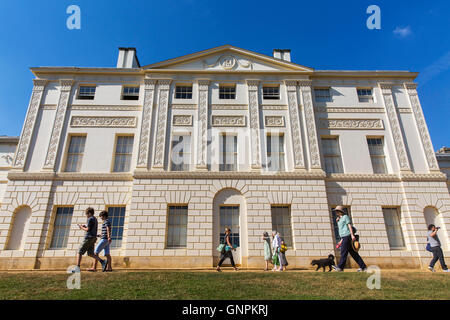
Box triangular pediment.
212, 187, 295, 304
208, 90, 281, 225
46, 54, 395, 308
142, 45, 313, 72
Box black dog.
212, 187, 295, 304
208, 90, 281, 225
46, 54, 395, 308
311, 254, 335, 272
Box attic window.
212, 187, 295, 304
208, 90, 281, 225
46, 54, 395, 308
77, 86, 96, 100
121, 86, 140, 100
263, 86, 280, 100
219, 85, 236, 99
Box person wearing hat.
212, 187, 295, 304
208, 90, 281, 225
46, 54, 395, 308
332, 205, 367, 272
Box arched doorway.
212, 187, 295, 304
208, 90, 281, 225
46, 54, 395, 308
213, 188, 247, 266
6, 206, 32, 250
424, 206, 448, 251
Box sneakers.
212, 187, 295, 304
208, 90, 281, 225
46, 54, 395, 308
71, 266, 81, 273
100, 259, 107, 272
428, 266, 436, 272
443, 269, 450, 273
332, 265, 343, 272
357, 268, 367, 272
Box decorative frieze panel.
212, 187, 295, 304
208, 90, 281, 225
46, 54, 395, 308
153, 79, 171, 169
404, 83, 439, 171
380, 83, 411, 171
315, 107, 385, 114
299, 81, 321, 169
261, 104, 288, 110
137, 79, 156, 168
319, 118, 383, 130
211, 104, 248, 110
285, 80, 304, 168
196, 80, 209, 169
13, 79, 47, 168
171, 104, 197, 110
265, 116, 285, 127
70, 105, 142, 111
70, 116, 137, 128
211, 115, 246, 127
173, 115, 193, 126
247, 80, 261, 168
43, 79, 73, 170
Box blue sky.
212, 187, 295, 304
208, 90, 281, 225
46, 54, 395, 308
0, 0, 449, 149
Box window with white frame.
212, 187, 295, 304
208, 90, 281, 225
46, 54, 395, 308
382, 208, 406, 249
77, 86, 96, 100
271, 206, 293, 247
367, 137, 387, 174
219, 85, 236, 99
50, 207, 74, 249
357, 88, 374, 103
166, 205, 188, 248
219, 134, 237, 171
321, 137, 344, 174
263, 86, 280, 100
314, 88, 332, 102
175, 85, 193, 99
113, 136, 134, 172
107, 206, 126, 248
65, 136, 86, 172
121, 86, 140, 100
170, 134, 191, 171
266, 134, 285, 171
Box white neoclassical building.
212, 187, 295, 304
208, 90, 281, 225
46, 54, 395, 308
0, 45, 449, 270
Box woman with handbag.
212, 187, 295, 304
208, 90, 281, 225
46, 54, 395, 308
262, 232, 272, 271
216, 227, 238, 272
279, 239, 289, 271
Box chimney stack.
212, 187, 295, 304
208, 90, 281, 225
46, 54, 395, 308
273, 49, 291, 62
116, 47, 140, 68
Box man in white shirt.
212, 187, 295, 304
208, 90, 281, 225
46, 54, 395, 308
272, 231, 282, 271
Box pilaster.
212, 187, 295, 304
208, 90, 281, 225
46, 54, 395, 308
246, 80, 262, 170
285, 81, 305, 169
152, 79, 171, 170
196, 80, 210, 170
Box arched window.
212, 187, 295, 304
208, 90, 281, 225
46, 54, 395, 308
6, 206, 32, 250
424, 206, 448, 251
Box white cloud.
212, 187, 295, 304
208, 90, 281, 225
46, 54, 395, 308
417, 50, 450, 87
393, 26, 412, 38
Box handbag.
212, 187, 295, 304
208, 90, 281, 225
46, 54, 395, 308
272, 252, 279, 265
216, 244, 225, 252
426, 243, 432, 252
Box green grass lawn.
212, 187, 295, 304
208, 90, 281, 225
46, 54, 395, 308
0, 270, 448, 300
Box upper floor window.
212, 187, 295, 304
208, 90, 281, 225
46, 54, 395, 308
77, 86, 96, 100
175, 85, 193, 99
357, 88, 373, 103
314, 88, 332, 102
65, 135, 86, 172
170, 135, 191, 171
121, 86, 140, 100
367, 137, 387, 174
219, 134, 237, 171
267, 134, 285, 171
263, 86, 280, 100
321, 137, 344, 174
219, 85, 236, 99
113, 135, 134, 172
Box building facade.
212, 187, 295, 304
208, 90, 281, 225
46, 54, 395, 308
0, 45, 449, 270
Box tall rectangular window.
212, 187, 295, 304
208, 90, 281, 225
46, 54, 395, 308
330, 206, 351, 243
50, 207, 74, 249
321, 137, 344, 174
65, 136, 86, 172
77, 86, 96, 100
175, 86, 193, 99
382, 208, 406, 249
113, 136, 134, 172
219, 135, 237, 171
271, 206, 293, 247
107, 206, 126, 248
170, 135, 191, 171
263, 86, 280, 100
121, 86, 140, 100
367, 137, 387, 174
357, 88, 373, 103
219, 85, 236, 99
267, 134, 285, 171
166, 206, 188, 248
314, 88, 332, 102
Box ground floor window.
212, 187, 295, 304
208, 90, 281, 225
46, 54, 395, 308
107, 206, 126, 248
382, 207, 406, 249
271, 206, 293, 247
219, 206, 240, 247
50, 207, 74, 249
166, 205, 188, 248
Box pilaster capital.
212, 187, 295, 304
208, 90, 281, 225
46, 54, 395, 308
198, 79, 210, 90
297, 80, 313, 89
144, 79, 157, 90
157, 79, 172, 90
284, 80, 298, 91
404, 82, 418, 95
32, 79, 47, 91
59, 79, 74, 91
246, 80, 259, 91
379, 83, 394, 94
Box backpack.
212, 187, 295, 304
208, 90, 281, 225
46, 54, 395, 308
426, 242, 432, 252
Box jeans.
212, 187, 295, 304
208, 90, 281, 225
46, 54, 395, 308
338, 235, 367, 270
94, 238, 110, 255
429, 246, 448, 270
218, 250, 236, 268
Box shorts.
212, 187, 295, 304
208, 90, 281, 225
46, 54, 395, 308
95, 238, 110, 255
78, 237, 97, 256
